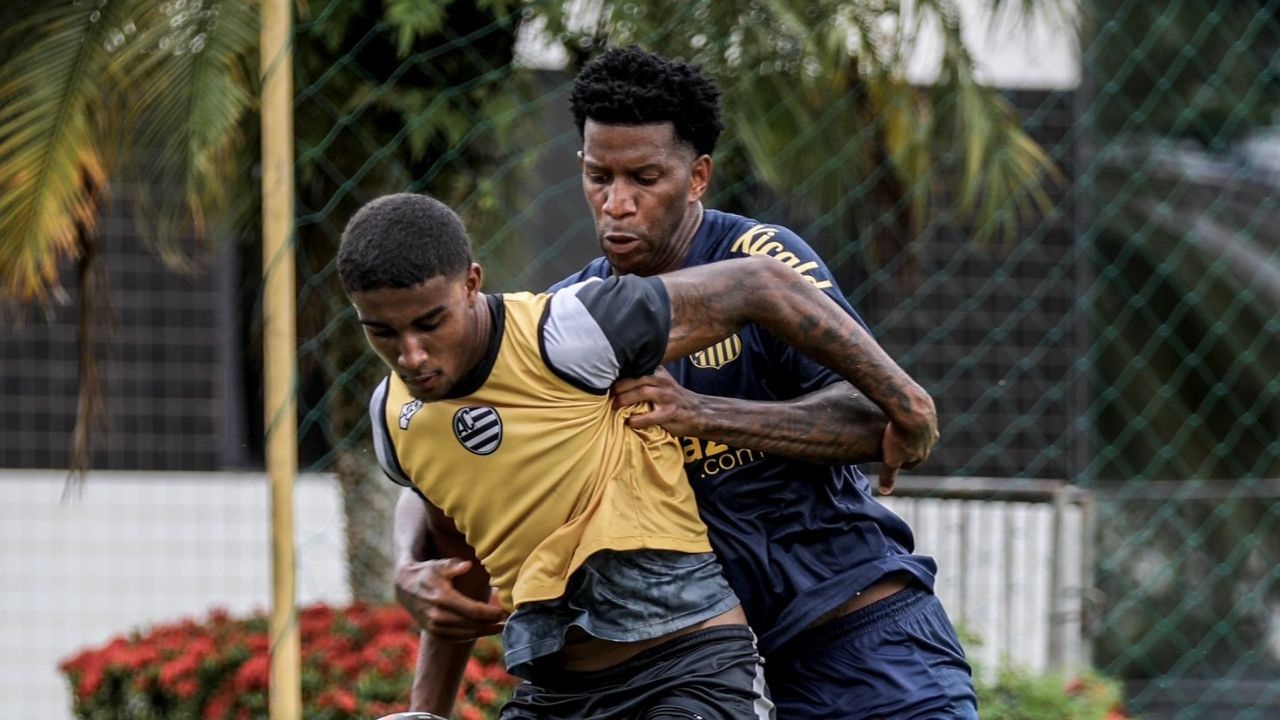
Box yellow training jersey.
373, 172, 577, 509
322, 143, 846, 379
370, 278, 711, 611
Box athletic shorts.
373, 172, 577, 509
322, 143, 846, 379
504, 550, 740, 677
766, 586, 978, 720
499, 626, 775, 720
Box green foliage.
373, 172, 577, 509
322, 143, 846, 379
523, 0, 1066, 248
0, 0, 257, 302
384, 0, 450, 56
961, 626, 1133, 719
291, 0, 543, 458
977, 667, 1131, 720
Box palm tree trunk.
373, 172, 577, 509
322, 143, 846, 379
335, 449, 398, 603
65, 181, 111, 499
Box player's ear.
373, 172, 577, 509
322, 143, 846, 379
465, 262, 483, 299
689, 154, 712, 201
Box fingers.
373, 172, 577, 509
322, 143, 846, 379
880, 421, 931, 473
435, 557, 472, 578
612, 385, 652, 410
611, 377, 671, 428
878, 462, 899, 495
611, 371, 676, 401
611, 369, 697, 435
395, 559, 507, 640
610, 375, 649, 395
417, 592, 507, 641
432, 585, 507, 623
611, 376, 660, 409
626, 399, 679, 428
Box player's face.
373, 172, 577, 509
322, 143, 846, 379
580, 120, 711, 276
350, 264, 486, 402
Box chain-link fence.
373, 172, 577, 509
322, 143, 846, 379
288, 2, 1279, 716
2, 0, 1278, 718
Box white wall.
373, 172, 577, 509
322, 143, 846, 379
903, 0, 1081, 90
0, 471, 350, 719
516, 0, 1081, 91
0, 471, 1087, 718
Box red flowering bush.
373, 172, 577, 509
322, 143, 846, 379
59, 603, 519, 720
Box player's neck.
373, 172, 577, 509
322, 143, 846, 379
462, 293, 494, 374
650, 201, 704, 275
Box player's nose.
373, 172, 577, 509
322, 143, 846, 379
397, 336, 429, 370
602, 180, 636, 218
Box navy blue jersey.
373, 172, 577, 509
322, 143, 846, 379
550, 209, 937, 654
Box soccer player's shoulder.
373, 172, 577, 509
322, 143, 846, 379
701, 210, 807, 261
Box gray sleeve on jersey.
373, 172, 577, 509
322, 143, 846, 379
369, 377, 412, 487
541, 275, 671, 392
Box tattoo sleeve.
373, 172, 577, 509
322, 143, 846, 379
660, 256, 936, 437
689, 381, 888, 464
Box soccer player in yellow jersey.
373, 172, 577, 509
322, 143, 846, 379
338, 192, 937, 719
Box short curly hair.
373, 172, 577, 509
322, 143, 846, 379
570, 45, 723, 157
337, 193, 473, 295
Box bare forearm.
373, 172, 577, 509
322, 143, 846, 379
394, 488, 432, 566
410, 631, 476, 714
405, 496, 490, 711
690, 382, 887, 464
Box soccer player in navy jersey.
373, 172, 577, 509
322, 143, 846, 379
394, 47, 977, 718
357, 193, 935, 718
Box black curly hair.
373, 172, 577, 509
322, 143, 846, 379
337, 193, 473, 294
570, 45, 724, 157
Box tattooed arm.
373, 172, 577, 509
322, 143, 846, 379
614, 370, 888, 465
658, 256, 938, 483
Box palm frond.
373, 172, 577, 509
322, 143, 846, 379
870, 75, 936, 237
0, 3, 127, 302
984, 0, 1081, 39
0, 1, 257, 303
909, 0, 1065, 241
114, 0, 258, 268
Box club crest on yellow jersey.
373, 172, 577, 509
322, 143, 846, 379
690, 333, 742, 370
453, 406, 502, 455
399, 399, 424, 430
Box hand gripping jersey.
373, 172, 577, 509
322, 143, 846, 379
369, 277, 711, 611
552, 209, 938, 655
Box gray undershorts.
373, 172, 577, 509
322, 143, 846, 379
502, 549, 740, 679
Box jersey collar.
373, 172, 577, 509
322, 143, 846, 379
443, 294, 505, 399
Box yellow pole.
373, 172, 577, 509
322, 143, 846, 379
260, 0, 300, 718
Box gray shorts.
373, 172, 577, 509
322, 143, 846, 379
504, 550, 740, 677
499, 626, 775, 720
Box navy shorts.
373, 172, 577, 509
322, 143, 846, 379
766, 586, 977, 720
499, 626, 775, 720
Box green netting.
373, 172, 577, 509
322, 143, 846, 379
289, 1, 1280, 717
